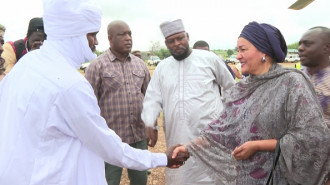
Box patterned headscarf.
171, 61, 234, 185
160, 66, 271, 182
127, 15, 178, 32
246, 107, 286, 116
239, 22, 287, 62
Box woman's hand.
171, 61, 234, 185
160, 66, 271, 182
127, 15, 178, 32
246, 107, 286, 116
232, 139, 277, 160
232, 141, 258, 160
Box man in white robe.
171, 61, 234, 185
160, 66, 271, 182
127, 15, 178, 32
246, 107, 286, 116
0, 1, 188, 184
141, 19, 236, 185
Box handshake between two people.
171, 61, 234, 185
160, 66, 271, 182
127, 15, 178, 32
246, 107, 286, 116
166, 144, 190, 168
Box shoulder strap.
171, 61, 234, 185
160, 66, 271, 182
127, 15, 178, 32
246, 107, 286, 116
13, 39, 25, 62
266, 140, 281, 185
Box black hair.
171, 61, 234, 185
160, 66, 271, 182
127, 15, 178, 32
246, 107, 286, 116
193, 40, 209, 49
27, 17, 45, 37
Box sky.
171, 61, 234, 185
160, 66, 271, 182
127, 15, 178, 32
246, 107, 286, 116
1, 0, 329, 52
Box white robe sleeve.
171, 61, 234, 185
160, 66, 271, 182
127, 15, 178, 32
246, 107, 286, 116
50, 81, 167, 170
213, 56, 235, 96
141, 65, 163, 127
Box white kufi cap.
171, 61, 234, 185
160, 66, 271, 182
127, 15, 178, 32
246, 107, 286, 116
160, 19, 185, 38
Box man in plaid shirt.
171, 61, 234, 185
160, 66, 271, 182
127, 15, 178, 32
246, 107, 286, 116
85, 20, 152, 185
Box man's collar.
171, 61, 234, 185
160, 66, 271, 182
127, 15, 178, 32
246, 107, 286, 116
108, 48, 131, 62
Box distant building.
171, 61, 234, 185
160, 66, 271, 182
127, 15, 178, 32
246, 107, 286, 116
287, 49, 298, 55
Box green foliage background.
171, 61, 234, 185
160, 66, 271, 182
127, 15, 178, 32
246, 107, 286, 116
287, 42, 299, 49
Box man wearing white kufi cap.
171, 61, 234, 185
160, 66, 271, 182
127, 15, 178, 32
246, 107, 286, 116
141, 19, 235, 185
0, 1, 189, 184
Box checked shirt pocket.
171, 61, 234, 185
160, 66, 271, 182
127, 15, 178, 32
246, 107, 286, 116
103, 71, 122, 91
132, 70, 145, 89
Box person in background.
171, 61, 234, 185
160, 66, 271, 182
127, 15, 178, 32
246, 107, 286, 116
132, 50, 142, 59
0, 24, 5, 81
0, 1, 188, 184
141, 19, 235, 185
299, 26, 330, 128
85, 20, 153, 185
1, 17, 46, 75
172, 21, 330, 185
232, 62, 249, 81
193, 40, 236, 79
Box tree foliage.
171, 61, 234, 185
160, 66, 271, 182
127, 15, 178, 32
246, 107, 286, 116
287, 42, 299, 49
154, 48, 171, 59
149, 41, 162, 56
227, 49, 234, 57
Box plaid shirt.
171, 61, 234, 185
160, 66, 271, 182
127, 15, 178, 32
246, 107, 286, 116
85, 49, 150, 144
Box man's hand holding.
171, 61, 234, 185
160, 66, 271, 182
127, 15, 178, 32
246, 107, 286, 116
166, 144, 190, 168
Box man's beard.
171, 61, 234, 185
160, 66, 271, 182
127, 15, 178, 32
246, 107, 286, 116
171, 46, 190, 61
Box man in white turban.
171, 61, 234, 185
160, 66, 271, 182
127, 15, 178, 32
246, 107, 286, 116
0, 1, 188, 184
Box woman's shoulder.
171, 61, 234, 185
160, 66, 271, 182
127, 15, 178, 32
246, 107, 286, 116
276, 69, 314, 93
286, 69, 309, 82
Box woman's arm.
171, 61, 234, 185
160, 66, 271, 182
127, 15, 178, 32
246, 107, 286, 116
232, 139, 277, 160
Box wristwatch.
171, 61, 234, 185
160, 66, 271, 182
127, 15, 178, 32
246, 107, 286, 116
153, 125, 159, 131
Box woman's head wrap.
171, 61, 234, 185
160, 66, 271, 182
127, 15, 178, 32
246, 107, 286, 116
239, 21, 287, 62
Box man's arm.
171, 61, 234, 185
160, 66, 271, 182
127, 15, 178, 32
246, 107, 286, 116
141, 66, 163, 128
51, 81, 173, 170
141, 62, 158, 147
213, 56, 236, 94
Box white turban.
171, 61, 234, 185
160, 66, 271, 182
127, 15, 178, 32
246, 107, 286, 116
42, 0, 102, 67
43, 0, 102, 39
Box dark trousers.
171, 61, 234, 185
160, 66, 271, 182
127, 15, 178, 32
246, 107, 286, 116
105, 139, 148, 185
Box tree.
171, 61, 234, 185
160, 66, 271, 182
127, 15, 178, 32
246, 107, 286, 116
149, 41, 162, 56
155, 48, 171, 59
227, 49, 234, 57
287, 42, 299, 49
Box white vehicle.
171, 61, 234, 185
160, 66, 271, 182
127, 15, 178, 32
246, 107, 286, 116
147, 56, 161, 66
285, 55, 300, 63
225, 55, 239, 64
